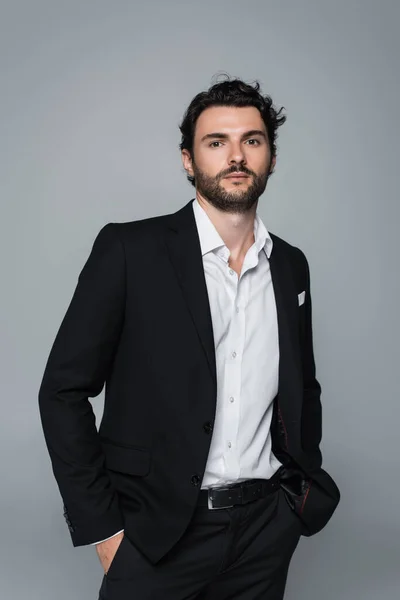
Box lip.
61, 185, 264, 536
224, 173, 249, 179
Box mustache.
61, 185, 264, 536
218, 165, 255, 179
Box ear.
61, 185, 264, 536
181, 149, 194, 177
269, 156, 277, 175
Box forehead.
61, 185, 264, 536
194, 106, 266, 140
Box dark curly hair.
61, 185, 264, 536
179, 74, 287, 186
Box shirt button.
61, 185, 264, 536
229, 397, 234, 403
232, 351, 237, 358
229, 269, 234, 275
228, 442, 232, 448
236, 307, 239, 313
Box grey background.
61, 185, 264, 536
1, 0, 399, 598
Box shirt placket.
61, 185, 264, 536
223, 265, 246, 481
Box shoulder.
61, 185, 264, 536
108, 212, 169, 236
95, 212, 171, 252
270, 231, 308, 268
269, 232, 313, 293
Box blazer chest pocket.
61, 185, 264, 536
297, 290, 306, 307
101, 439, 151, 476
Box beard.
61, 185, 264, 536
192, 161, 272, 214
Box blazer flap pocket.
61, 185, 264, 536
102, 439, 151, 476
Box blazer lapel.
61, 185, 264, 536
164, 200, 217, 390
269, 239, 303, 438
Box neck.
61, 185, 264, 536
195, 193, 257, 263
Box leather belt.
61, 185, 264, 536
197, 467, 283, 510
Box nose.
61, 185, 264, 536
228, 142, 246, 166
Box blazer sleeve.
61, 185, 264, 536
296, 248, 323, 472
38, 223, 126, 546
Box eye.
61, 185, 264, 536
245, 138, 260, 146
209, 141, 223, 148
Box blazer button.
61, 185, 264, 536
191, 475, 201, 486
203, 421, 213, 434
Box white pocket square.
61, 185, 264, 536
298, 291, 306, 306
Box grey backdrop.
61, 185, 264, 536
1, 1, 399, 598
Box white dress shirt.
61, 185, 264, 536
92, 198, 282, 544
192, 199, 282, 489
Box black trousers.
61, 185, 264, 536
98, 486, 302, 600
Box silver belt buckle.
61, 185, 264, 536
207, 487, 235, 510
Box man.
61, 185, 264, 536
39, 77, 340, 599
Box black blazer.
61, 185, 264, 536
38, 199, 340, 564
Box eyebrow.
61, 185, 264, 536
200, 129, 267, 142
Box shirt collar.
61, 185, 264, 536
192, 198, 273, 259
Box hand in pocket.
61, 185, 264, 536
96, 532, 125, 575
